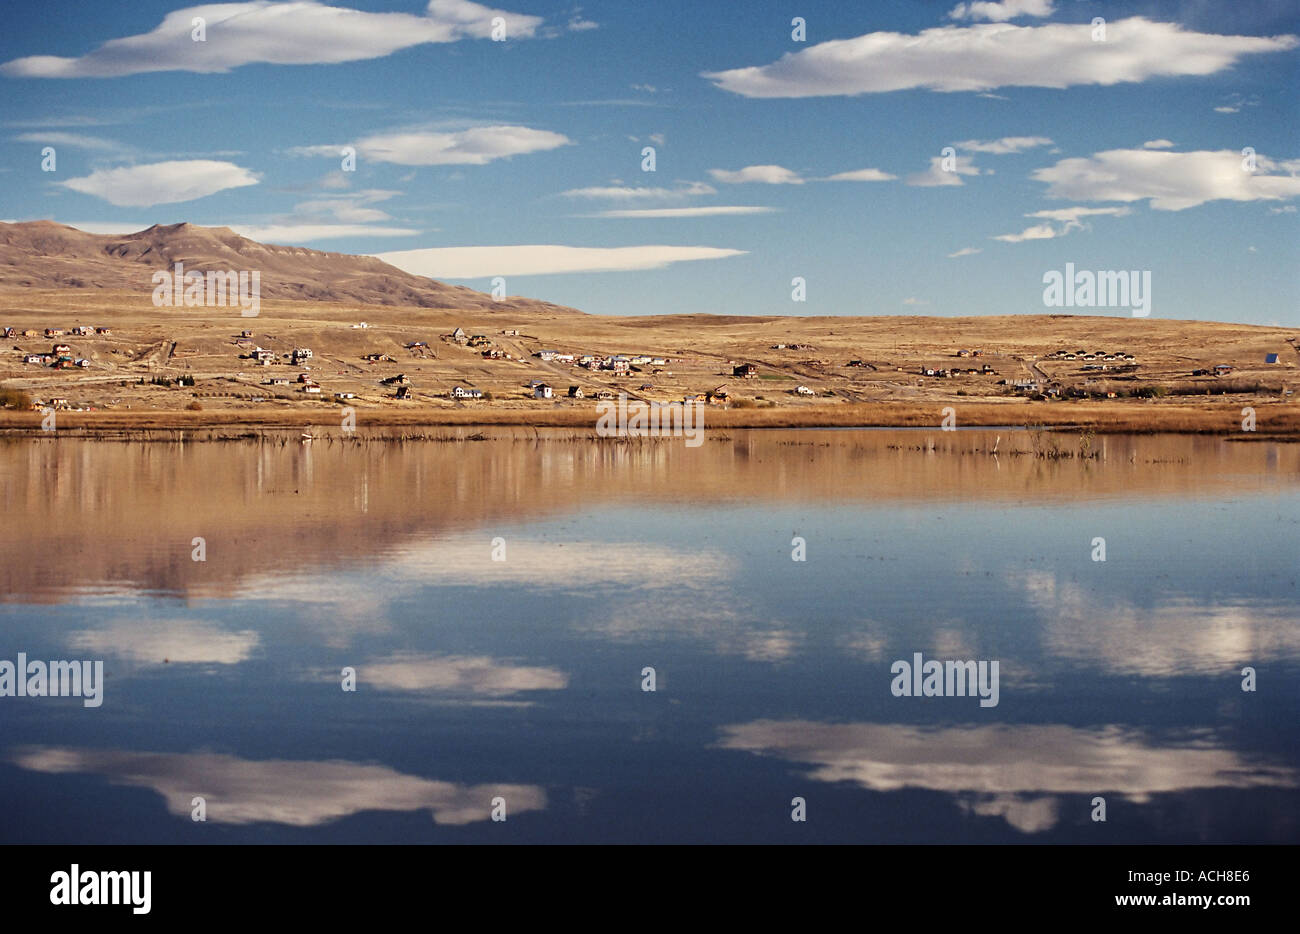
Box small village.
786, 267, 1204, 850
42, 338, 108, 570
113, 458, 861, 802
0, 312, 1294, 415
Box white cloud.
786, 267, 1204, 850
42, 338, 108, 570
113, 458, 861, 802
954, 136, 1052, 154
291, 188, 401, 223
231, 224, 421, 242
718, 720, 1297, 833
11, 746, 545, 826
561, 182, 714, 200
906, 154, 980, 187
703, 18, 1297, 97
12, 131, 132, 154
948, 0, 1054, 22
361, 653, 567, 696
1026, 206, 1131, 223
567, 16, 598, 32
590, 206, 776, 218
374, 244, 747, 277
60, 160, 258, 207
1270, 205, 1297, 214
993, 222, 1062, 243
708, 165, 804, 185
902, 297, 927, 306
1214, 105, 1240, 113
1, 0, 544, 78
993, 206, 1129, 243
947, 246, 982, 258
295, 125, 570, 166
67, 619, 259, 666
232, 189, 423, 241
820, 168, 897, 182
1141, 139, 1176, 149
1032, 148, 1300, 211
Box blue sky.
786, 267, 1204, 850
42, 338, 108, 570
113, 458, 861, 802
1, 0, 1297, 324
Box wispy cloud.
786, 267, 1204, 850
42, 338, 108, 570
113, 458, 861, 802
292, 125, 570, 167
231, 223, 421, 242
374, 244, 747, 277
993, 205, 1130, 242
561, 181, 714, 200
954, 136, 1051, 154
12, 131, 134, 155
820, 168, 897, 182
587, 206, 776, 218
948, 0, 1054, 22
1, 0, 546, 78
906, 154, 981, 187
703, 18, 1297, 97
947, 246, 982, 258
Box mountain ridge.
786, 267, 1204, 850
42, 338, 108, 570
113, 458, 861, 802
0, 221, 581, 315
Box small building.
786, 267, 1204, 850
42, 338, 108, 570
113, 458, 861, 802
241, 330, 253, 338
45, 328, 65, 338
265, 377, 290, 386
534, 383, 553, 399
406, 341, 428, 349
450, 327, 467, 344
334, 392, 355, 400
733, 363, 758, 379
395, 386, 411, 400
1214, 364, 1234, 375
535, 349, 560, 362
501, 329, 519, 336
292, 348, 313, 361
75, 359, 90, 368
451, 386, 483, 399
303, 385, 321, 394
52, 344, 71, 355
594, 390, 615, 401
74, 326, 93, 336
567, 386, 584, 398
1265, 353, 1280, 364
1, 328, 13, 338
795, 385, 816, 396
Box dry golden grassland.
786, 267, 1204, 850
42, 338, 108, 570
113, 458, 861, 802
1, 289, 1296, 433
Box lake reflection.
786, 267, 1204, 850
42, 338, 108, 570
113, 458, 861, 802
1, 428, 1297, 843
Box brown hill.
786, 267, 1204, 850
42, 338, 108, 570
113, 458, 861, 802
0, 220, 580, 314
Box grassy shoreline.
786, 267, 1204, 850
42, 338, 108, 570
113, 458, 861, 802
2, 400, 1297, 434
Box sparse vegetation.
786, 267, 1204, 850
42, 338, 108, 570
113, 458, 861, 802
0, 387, 32, 409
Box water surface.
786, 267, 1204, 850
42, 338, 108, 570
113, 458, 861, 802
1, 428, 1296, 843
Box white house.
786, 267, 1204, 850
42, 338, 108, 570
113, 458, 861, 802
534, 383, 553, 399
452, 386, 483, 399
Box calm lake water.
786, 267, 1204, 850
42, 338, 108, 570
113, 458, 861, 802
1, 428, 1297, 843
